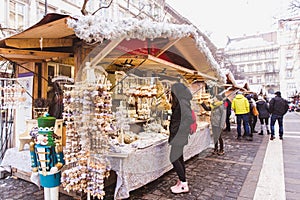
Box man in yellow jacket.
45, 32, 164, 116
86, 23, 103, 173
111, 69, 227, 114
232, 91, 252, 141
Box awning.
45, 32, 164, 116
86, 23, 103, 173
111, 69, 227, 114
0, 13, 225, 83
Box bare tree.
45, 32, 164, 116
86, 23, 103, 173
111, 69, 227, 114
289, 0, 300, 13
81, 0, 113, 16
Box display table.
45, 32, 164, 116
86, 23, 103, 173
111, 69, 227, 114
107, 122, 210, 199
1, 122, 211, 200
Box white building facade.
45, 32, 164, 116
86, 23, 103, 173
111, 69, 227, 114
0, 0, 175, 39
277, 17, 300, 99
223, 32, 280, 97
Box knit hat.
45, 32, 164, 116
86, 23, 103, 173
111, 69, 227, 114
275, 91, 281, 96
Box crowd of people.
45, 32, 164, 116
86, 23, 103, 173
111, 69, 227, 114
231, 90, 289, 141
167, 81, 289, 194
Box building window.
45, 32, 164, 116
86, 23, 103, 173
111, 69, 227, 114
248, 78, 253, 84
286, 70, 293, 78
239, 65, 244, 72
258, 52, 265, 60
266, 62, 274, 72
286, 59, 293, 69
256, 63, 262, 71
37, 3, 56, 19
257, 77, 261, 83
8, 1, 26, 30
248, 64, 252, 72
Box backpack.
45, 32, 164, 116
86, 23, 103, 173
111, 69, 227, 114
190, 110, 198, 134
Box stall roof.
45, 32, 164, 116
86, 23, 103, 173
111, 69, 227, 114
0, 13, 225, 83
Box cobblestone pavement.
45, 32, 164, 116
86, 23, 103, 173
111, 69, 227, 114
0, 123, 265, 200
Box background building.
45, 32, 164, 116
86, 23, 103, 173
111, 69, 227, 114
222, 32, 280, 97
277, 17, 300, 100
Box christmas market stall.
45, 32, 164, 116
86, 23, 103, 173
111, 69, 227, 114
0, 13, 225, 199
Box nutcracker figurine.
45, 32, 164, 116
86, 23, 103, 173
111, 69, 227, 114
30, 113, 64, 200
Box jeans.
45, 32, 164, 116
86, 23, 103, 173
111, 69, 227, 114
236, 114, 250, 137
270, 114, 284, 137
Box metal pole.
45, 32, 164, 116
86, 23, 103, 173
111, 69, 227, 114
44, 0, 47, 16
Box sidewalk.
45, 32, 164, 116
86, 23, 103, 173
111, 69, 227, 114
0, 123, 267, 200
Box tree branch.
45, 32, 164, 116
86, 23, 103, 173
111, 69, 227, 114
92, 0, 113, 16
81, 0, 89, 16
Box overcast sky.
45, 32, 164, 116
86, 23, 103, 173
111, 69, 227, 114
166, 0, 293, 47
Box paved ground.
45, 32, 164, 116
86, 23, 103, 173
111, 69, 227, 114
0, 120, 265, 200
1, 112, 299, 200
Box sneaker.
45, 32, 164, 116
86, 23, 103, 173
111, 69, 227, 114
237, 136, 242, 140
254, 130, 258, 133
170, 180, 181, 191
218, 150, 225, 156
259, 131, 263, 135
171, 181, 189, 194
270, 135, 275, 140
279, 136, 283, 140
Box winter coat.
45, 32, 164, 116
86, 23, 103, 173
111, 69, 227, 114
168, 83, 193, 146
231, 94, 250, 115
224, 98, 232, 116
201, 101, 226, 128
256, 99, 270, 119
269, 96, 289, 116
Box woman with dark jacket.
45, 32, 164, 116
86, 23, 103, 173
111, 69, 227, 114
256, 96, 270, 135
169, 82, 193, 194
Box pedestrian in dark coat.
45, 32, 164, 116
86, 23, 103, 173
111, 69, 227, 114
223, 98, 232, 132
256, 95, 270, 135
168, 82, 193, 194
246, 94, 256, 137
252, 93, 259, 132
269, 91, 289, 140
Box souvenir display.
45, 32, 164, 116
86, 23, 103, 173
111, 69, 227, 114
192, 83, 211, 123
0, 80, 26, 110
61, 64, 113, 199
29, 114, 65, 200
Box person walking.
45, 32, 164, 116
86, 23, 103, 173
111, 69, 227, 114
269, 91, 289, 140
246, 94, 257, 136
168, 82, 193, 194
223, 97, 232, 132
252, 93, 259, 133
232, 91, 252, 141
200, 94, 226, 155
256, 95, 270, 135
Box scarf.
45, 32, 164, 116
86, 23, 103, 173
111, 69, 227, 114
210, 100, 223, 110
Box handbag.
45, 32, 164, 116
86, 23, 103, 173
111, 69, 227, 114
252, 106, 259, 116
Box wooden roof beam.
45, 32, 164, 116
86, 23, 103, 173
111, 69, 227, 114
90, 37, 125, 67
4, 38, 73, 49
0, 48, 72, 60
154, 38, 181, 57
147, 54, 218, 81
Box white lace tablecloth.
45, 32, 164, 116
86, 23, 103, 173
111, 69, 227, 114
1, 123, 211, 200
1, 147, 32, 173
108, 122, 210, 199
